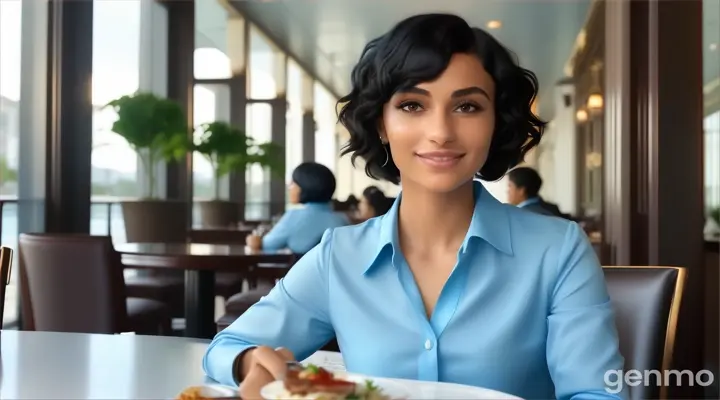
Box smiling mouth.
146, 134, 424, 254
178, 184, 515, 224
415, 152, 465, 168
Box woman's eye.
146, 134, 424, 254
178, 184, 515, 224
456, 102, 480, 113
399, 102, 423, 113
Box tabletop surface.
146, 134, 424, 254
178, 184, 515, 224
0, 330, 346, 400
115, 243, 293, 257
0, 330, 217, 399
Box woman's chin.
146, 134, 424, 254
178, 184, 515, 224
405, 174, 474, 194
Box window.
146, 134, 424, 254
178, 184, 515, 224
313, 83, 337, 172
245, 103, 272, 219
703, 0, 720, 235
0, 0, 22, 327
194, 0, 232, 80
705, 112, 720, 211
1, 0, 47, 327
285, 59, 305, 183
193, 84, 231, 201
90, 0, 142, 242
248, 27, 279, 100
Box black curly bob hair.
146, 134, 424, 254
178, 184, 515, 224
338, 13, 546, 185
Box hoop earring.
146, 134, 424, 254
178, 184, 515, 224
381, 144, 389, 167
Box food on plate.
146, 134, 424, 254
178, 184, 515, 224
176, 385, 238, 400
281, 364, 391, 400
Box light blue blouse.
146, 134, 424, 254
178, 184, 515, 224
204, 181, 626, 399
261, 202, 349, 254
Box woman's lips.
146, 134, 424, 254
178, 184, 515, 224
415, 151, 465, 168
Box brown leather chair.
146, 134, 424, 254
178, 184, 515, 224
18, 234, 171, 334
603, 266, 687, 400
0, 246, 13, 325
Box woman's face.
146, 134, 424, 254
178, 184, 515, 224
288, 181, 301, 204
381, 53, 496, 193
358, 196, 376, 220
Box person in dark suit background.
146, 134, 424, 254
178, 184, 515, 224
506, 167, 569, 219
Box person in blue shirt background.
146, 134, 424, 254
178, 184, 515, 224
507, 166, 570, 219
245, 162, 349, 254
205, 13, 625, 400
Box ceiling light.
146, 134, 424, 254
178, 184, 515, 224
710, 43, 718, 51
576, 109, 588, 123
486, 20, 502, 29
587, 93, 604, 111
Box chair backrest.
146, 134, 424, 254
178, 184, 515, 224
18, 234, 128, 333
603, 266, 686, 400
0, 246, 13, 325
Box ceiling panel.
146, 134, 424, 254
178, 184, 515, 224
231, 0, 591, 118
230, 0, 720, 119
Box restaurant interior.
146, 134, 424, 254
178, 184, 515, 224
0, 0, 718, 399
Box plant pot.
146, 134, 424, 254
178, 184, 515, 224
120, 200, 188, 243
198, 200, 241, 228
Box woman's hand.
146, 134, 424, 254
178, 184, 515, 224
245, 234, 263, 250
238, 346, 295, 400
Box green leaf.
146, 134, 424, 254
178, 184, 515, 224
105, 92, 190, 197
192, 121, 284, 198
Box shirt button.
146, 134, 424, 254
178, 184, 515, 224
424, 339, 433, 350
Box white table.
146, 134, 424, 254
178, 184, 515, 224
0, 330, 345, 400
0, 330, 213, 399
0, 330, 518, 400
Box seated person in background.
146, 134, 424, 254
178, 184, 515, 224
506, 166, 568, 218
246, 162, 349, 254
355, 186, 394, 221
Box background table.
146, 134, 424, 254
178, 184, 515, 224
0, 330, 213, 399
116, 243, 296, 338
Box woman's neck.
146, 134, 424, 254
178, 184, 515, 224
397, 180, 476, 253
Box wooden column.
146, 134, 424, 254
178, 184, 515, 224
604, 0, 706, 397
45, 0, 94, 234
163, 0, 194, 227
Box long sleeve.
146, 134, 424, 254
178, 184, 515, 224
202, 229, 336, 386
261, 211, 295, 251
546, 222, 628, 400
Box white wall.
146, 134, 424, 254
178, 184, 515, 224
536, 81, 578, 215
334, 124, 400, 199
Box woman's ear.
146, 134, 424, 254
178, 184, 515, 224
377, 121, 387, 144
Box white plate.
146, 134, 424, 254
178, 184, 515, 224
260, 374, 523, 400
177, 384, 238, 398
260, 373, 411, 399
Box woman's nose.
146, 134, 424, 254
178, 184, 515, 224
424, 110, 456, 145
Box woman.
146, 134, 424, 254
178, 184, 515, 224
205, 14, 624, 400
356, 186, 393, 221
246, 162, 349, 254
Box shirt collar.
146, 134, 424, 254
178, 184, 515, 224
302, 202, 332, 210
517, 197, 541, 208
364, 180, 514, 274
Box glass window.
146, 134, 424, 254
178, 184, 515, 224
194, 0, 232, 79
91, 0, 142, 242
285, 59, 304, 184
1, 0, 48, 327
313, 82, 337, 172
248, 27, 278, 100
705, 112, 720, 210
245, 103, 272, 219
193, 83, 231, 201
0, 0, 22, 327
704, 0, 720, 236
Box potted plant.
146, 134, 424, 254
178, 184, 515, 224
105, 92, 191, 242
194, 121, 282, 227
